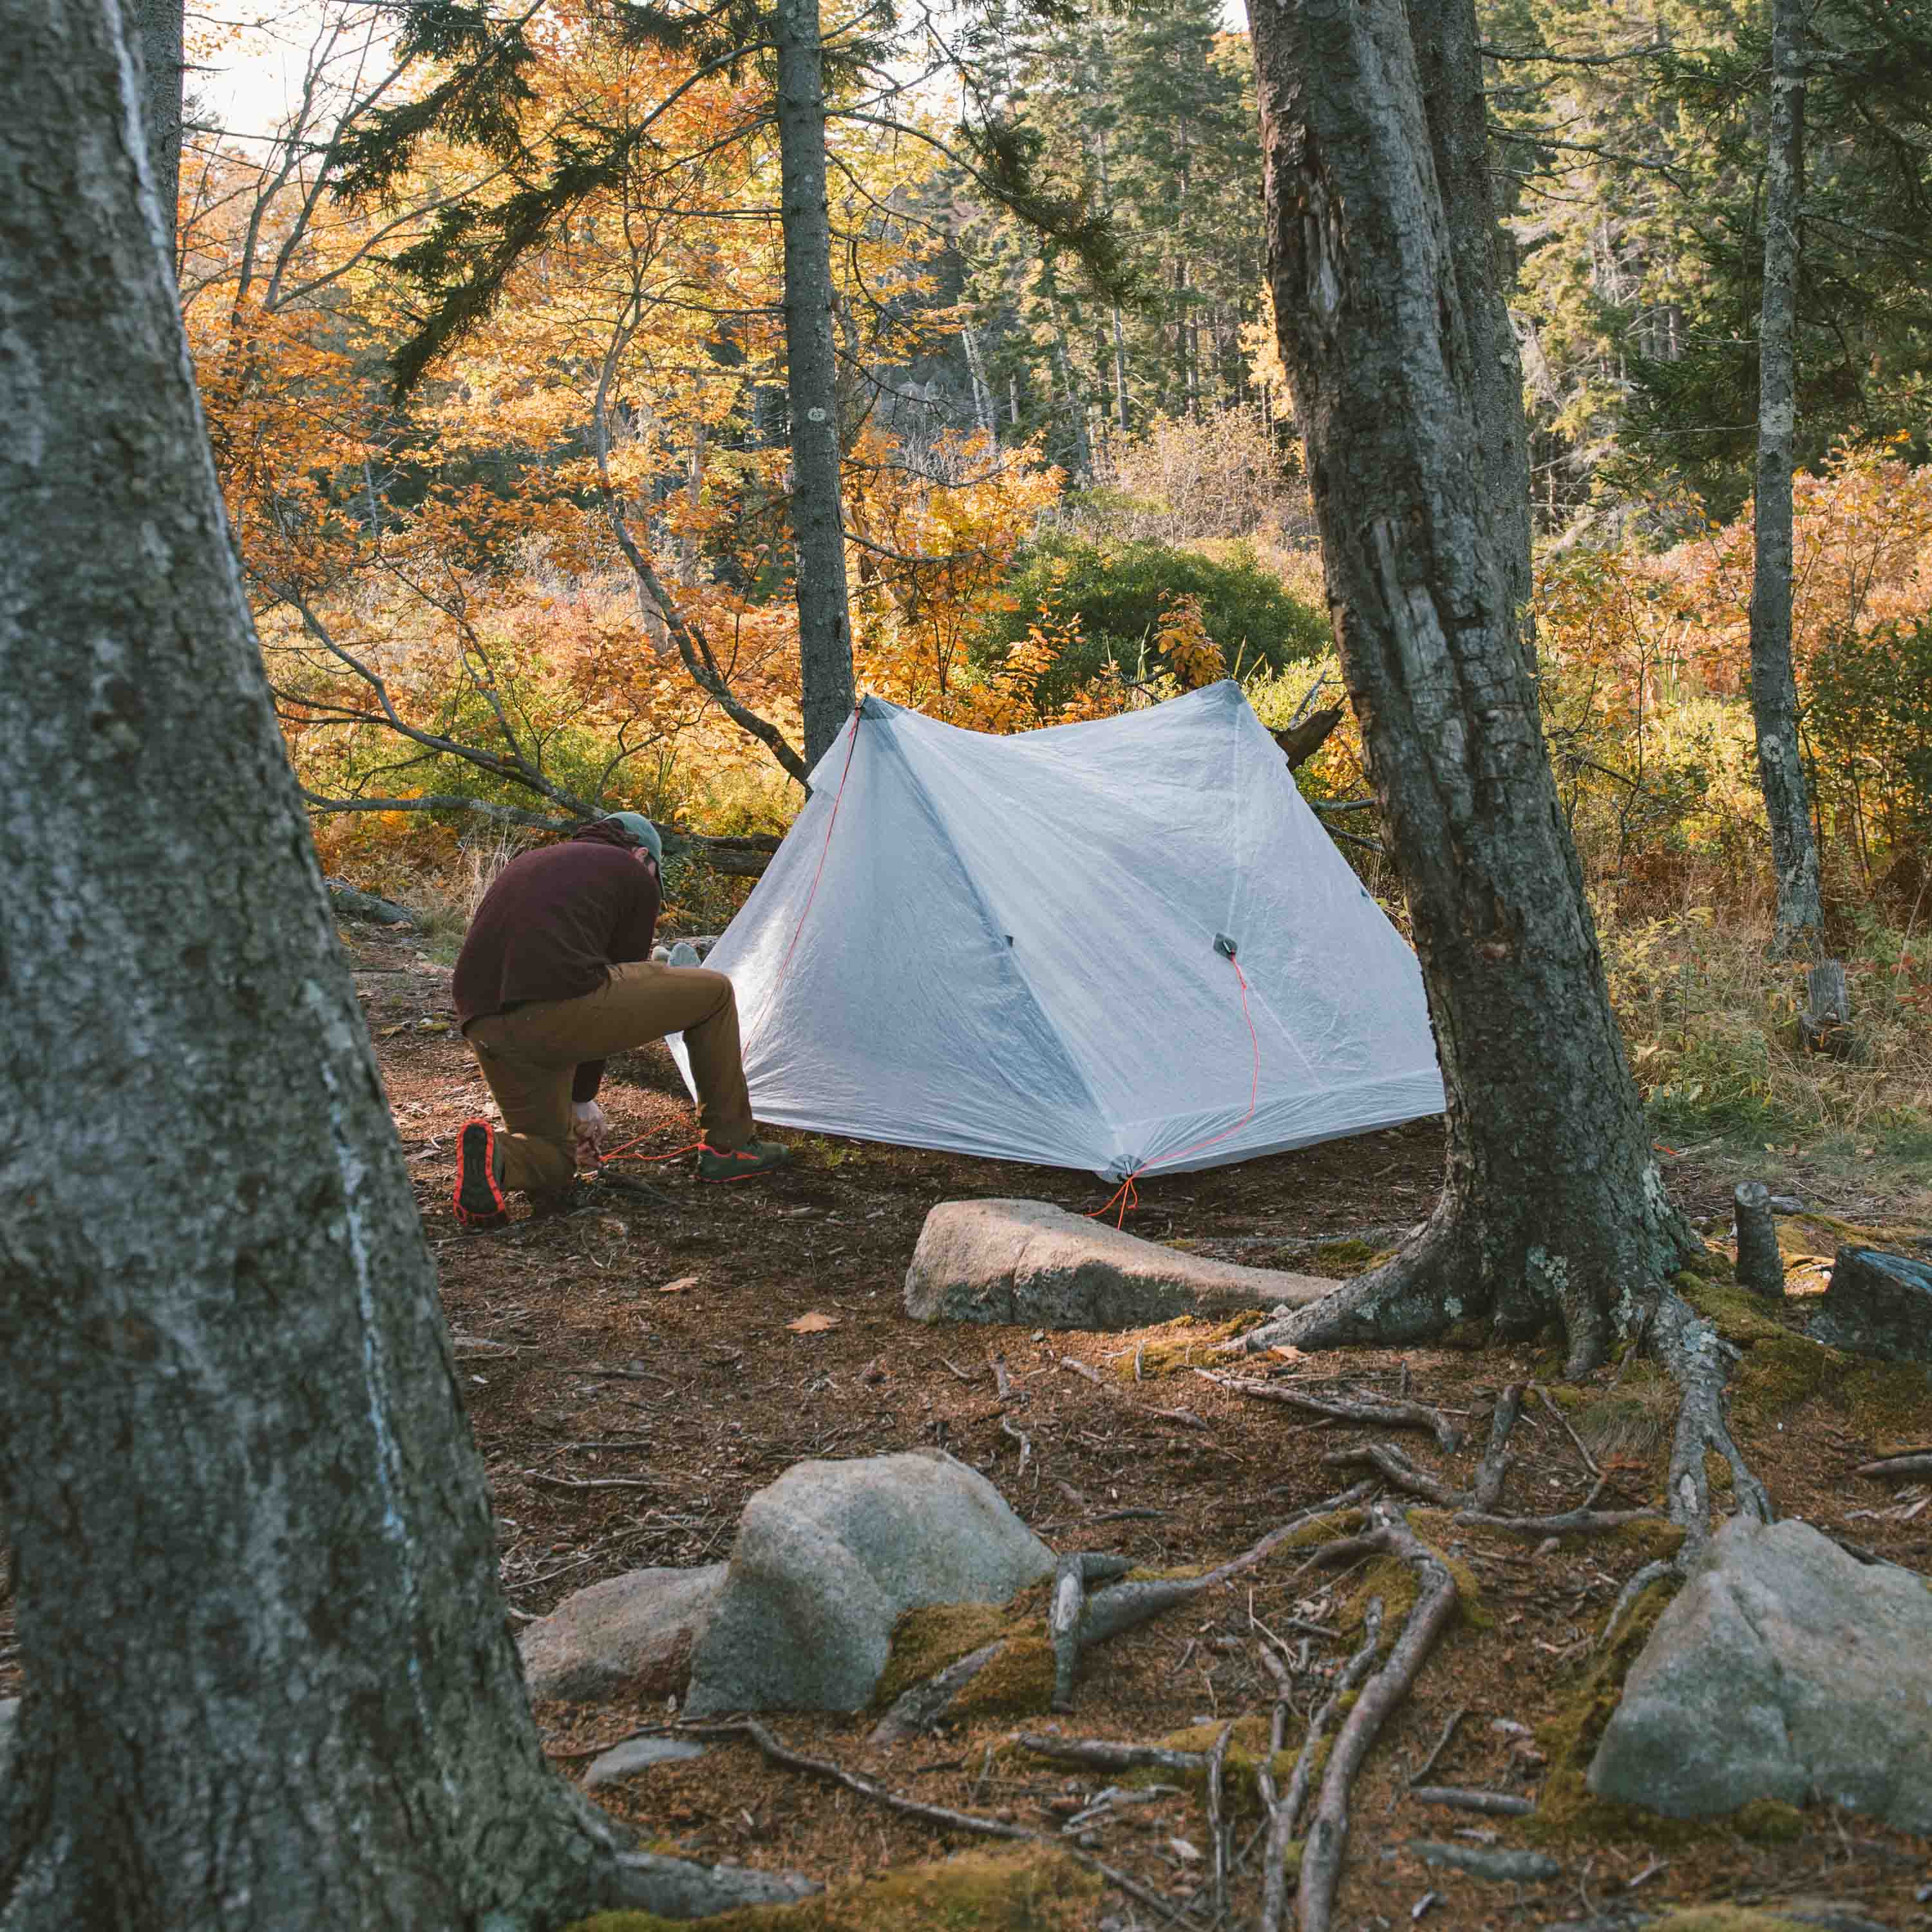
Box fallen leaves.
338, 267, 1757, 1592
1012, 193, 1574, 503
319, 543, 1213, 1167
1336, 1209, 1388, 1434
788, 1311, 840, 1334
658, 1275, 699, 1294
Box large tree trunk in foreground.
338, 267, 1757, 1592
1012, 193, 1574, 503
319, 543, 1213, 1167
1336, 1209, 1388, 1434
0, 6, 803, 1925
1749, 0, 1826, 943
775, 0, 857, 769
1244, 0, 1695, 1374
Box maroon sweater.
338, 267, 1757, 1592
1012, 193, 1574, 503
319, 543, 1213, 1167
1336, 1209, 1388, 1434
453, 822, 660, 1101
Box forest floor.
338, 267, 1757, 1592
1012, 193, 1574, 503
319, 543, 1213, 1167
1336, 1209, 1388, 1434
18, 920, 1929, 1932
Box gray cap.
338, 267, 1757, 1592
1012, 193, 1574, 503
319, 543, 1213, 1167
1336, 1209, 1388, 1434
601, 811, 663, 866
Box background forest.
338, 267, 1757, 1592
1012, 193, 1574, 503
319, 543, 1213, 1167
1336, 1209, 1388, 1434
184, 0, 1932, 1176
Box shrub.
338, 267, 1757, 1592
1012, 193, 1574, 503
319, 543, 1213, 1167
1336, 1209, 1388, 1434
972, 533, 1329, 705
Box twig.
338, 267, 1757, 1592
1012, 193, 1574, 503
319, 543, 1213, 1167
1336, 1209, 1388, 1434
683, 1718, 1190, 1920
1297, 1510, 1463, 1932
528, 1472, 657, 1493
999, 1414, 1032, 1477
1535, 1385, 1601, 1481
990, 1352, 1013, 1398
1402, 1707, 1464, 1791
1061, 1356, 1104, 1386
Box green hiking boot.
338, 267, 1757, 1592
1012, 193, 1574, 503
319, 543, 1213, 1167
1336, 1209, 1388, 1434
696, 1138, 792, 1182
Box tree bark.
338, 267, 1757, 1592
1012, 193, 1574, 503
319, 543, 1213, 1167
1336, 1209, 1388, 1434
774, 0, 857, 769
124, 0, 182, 265
1242, 0, 1696, 1374
1749, 0, 1826, 942
0, 6, 806, 1924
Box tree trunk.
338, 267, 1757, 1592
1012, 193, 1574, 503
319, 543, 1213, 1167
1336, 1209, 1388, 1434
1242, 0, 1695, 1375
0, 6, 807, 1924
774, 0, 856, 769
125, 0, 182, 267
1749, 0, 1826, 942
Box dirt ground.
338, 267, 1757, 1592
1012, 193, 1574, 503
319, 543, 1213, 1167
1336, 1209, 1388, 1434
12, 919, 1931, 1931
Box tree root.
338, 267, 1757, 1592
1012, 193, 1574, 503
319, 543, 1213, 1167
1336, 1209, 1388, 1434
1454, 1503, 1663, 1538
1200, 1375, 1464, 1454
1288, 1506, 1463, 1932
1470, 1385, 1522, 1510
1649, 1285, 1774, 1557
681, 1717, 1189, 1921
1320, 1441, 1464, 1506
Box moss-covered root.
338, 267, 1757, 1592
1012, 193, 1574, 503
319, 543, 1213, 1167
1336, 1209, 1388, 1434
561, 1844, 1102, 1932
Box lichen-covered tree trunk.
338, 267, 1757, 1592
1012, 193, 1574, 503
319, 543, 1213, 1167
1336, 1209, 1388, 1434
1749, 0, 1826, 943
0, 6, 762, 1924
1243, 0, 1696, 1374
775, 0, 857, 769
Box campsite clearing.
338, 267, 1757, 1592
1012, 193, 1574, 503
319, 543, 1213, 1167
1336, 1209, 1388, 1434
12, 924, 1924, 1929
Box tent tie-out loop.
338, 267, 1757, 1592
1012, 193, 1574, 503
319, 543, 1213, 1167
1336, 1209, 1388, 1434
1088, 945, 1260, 1228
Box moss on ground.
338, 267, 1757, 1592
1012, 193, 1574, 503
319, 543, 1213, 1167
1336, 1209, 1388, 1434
1730, 1334, 1851, 1432
1678, 1272, 1793, 1347
1843, 1360, 1932, 1439
873, 1582, 1058, 1721
562, 1844, 1101, 1932
1115, 1311, 1269, 1381
1572, 1368, 1678, 1464
1704, 1448, 1735, 1493
1300, 1238, 1397, 1273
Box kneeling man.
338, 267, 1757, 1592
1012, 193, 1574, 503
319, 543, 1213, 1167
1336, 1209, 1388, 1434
450, 811, 788, 1227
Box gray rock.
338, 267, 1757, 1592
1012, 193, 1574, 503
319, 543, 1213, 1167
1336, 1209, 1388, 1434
519, 1563, 726, 1703
683, 1452, 1052, 1716
1589, 1515, 1932, 1831
904, 1197, 1336, 1331
584, 1735, 708, 1790
1808, 1246, 1932, 1361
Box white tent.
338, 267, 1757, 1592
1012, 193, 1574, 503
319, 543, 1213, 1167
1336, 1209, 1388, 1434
672, 681, 1444, 1178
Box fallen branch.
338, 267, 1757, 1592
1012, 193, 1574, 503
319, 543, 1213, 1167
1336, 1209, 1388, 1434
1049, 1554, 1086, 1711
1013, 1734, 1206, 1777
528, 1472, 657, 1493
1206, 1718, 1235, 1916
1408, 1840, 1560, 1883
1296, 1507, 1463, 1932
1198, 1374, 1464, 1454
681, 1717, 1188, 1920
1855, 1454, 1932, 1479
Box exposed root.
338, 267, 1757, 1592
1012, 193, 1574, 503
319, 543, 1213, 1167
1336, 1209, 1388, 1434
680, 1716, 1188, 1922
1013, 1735, 1209, 1777
1048, 1555, 1085, 1711
1320, 1440, 1464, 1506
1470, 1385, 1522, 1511
1454, 1503, 1663, 1539
1649, 1285, 1774, 1562
1293, 1506, 1462, 1932
1217, 1225, 1473, 1359
1200, 1375, 1464, 1454
1408, 1785, 1533, 1817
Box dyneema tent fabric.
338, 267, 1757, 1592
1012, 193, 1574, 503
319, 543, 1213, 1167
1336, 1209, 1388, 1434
672, 680, 1444, 1178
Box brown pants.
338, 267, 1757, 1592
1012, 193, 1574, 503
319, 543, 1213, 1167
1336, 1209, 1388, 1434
464, 963, 755, 1200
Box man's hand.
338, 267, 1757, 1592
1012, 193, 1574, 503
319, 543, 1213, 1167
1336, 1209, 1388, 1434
571, 1099, 607, 1167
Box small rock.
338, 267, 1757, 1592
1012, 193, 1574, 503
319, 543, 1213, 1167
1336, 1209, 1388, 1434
519, 1563, 726, 1703
683, 1452, 1053, 1715
904, 1197, 1334, 1330
1589, 1515, 1932, 1832
584, 1735, 708, 1790
1807, 1247, 1932, 1362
